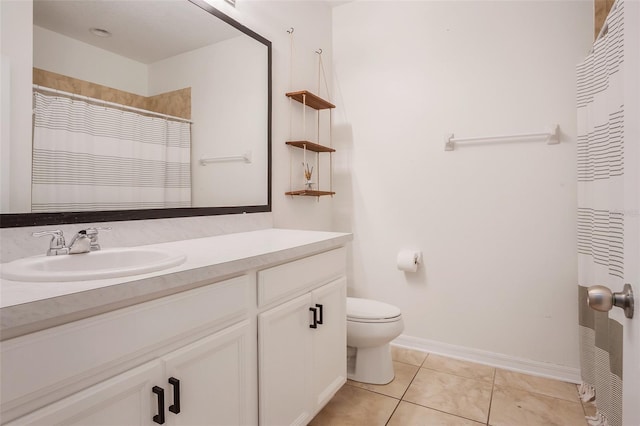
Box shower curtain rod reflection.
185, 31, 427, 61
32, 85, 193, 124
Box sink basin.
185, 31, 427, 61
1, 248, 187, 282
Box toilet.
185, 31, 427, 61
346, 297, 404, 385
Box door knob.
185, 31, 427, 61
587, 284, 634, 319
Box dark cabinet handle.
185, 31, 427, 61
152, 386, 165, 424
169, 377, 181, 414
309, 307, 318, 329
315, 304, 324, 325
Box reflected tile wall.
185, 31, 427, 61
33, 68, 191, 119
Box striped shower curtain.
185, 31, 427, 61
576, 1, 625, 426
32, 91, 191, 212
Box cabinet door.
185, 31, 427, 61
311, 277, 347, 412
161, 320, 254, 426
6, 361, 162, 426
259, 293, 314, 426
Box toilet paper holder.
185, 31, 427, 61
397, 250, 422, 272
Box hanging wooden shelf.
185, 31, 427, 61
286, 90, 335, 110
286, 141, 335, 153
285, 190, 335, 197
285, 85, 334, 197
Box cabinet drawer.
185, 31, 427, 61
257, 247, 346, 307
1, 275, 249, 415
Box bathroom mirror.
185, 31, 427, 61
0, 0, 271, 228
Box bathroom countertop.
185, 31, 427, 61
0, 228, 352, 340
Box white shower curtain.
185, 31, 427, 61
576, 1, 626, 426
32, 92, 191, 212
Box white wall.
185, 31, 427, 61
149, 35, 268, 207
332, 1, 592, 372
0, 1, 33, 213
33, 26, 149, 96
209, 0, 335, 231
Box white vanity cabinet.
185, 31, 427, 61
6, 321, 252, 426
1, 276, 256, 426
160, 321, 252, 426
1, 232, 351, 426
6, 359, 163, 426
257, 248, 347, 426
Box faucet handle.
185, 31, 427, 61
84, 227, 111, 251
32, 230, 68, 256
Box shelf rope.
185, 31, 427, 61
316, 49, 332, 149
287, 28, 295, 193
287, 28, 295, 143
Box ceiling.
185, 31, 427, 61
33, 0, 242, 64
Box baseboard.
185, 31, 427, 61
392, 334, 581, 384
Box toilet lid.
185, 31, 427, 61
347, 297, 402, 320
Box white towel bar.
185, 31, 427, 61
444, 125, 560, 151
199, 151, 252, 165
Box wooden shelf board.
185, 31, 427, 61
286, 90, 335, 110
286, 141, 335, 153
285, 190, 335, 197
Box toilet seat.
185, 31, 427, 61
347, 297, 402, 323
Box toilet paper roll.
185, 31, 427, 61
397, 250, 421, 272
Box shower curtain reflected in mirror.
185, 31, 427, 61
32, 91, 191, 212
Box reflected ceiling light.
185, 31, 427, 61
89, 28, 112, 38
224, 0, 236, 6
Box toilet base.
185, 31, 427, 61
347, 344, 394, 385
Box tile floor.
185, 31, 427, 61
310, 346, 595, 426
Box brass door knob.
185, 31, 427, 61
587, 284, 634, 319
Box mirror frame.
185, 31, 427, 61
0, 0, 272, 228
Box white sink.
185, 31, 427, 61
1, 248, 187, 282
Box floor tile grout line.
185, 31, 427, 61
398, 361, 422, 401
492, 382, 585, 406
383, 398, 401, 426
396, 352, 493, 425
385, 352, 425, 426
419, 365, 495, 384
493, 369, 584, 403
399, 400, 489, 425
486, 367, 497, 426
341, 382, 401, 426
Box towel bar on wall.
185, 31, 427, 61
444, 124, 560, 151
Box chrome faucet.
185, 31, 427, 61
32, 230, 69, 256
33, 227, 111, 256
68, 231, 91, 254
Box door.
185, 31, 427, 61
258, 293, 314, 426
6, 361, 162, 426
623, 1, 640, 423
579, 2, 639, 424
162, 320, 253, 426
311, 277, 347, 411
